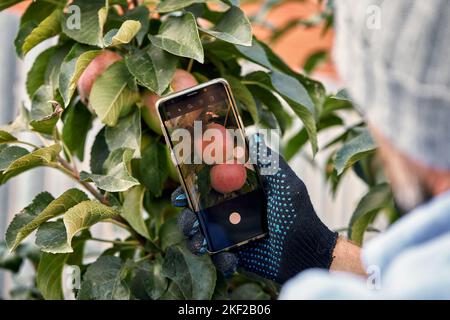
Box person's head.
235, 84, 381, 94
334, 0, 450, 212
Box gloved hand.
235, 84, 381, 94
171, 135, 338, 284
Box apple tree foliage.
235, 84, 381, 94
0, 0, 396, 299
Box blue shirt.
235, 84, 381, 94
279, 191, 450, 299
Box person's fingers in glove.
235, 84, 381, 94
175, 204, 207, 254
171, 133, 338, 285
172, 187, 239, 276
236, 134, 338, 284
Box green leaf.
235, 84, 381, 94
334, 129, 377, 175
121, 185, 150, 239
14, 22, 36, 57
205, 38, 272, 69
159, 281, 184, 300
130, 259, 168, 300
35, 220, 67, 252
105, 108, 141, 157
303, 50, 327, 74
36, 252, 68, 300
0, 144, 61, 184
271, 71, 314, 112
0, 242, 23, 273
145, 258, 168, 299
29, 102, 63, 135
256, 38, 326, 108
200, 6, 252, 46
245, 71, 318, 154
61, 0, 108, 47
66, 230, 90, 266
0, 146, 29, 171
349, 184, 392, 245
78, 256, 130, 300
90, 61, 140, 126
30, 85, 54, 121
36, 200, 119, 253
332, 89, 352, 101
15, 1, 60, 57
26, 47, 55, 98
223, 75, 258, 123
90, 127, 109, 174
0, 130, 17, 144
5, 192, 55, 250
125, 46, 178, 96
62, 102, 93, 161
20, 0, 59, 27
231, 283, 270, 300
104, 20, 141, 47
149, 12, 204, 63
25, 43, 71, 97
21, 9, 62, 56
235, 39, 271, 69
159, 217, 184, 251
80, 148, 139, 192
321, 94, 354, 117
29, 82, 64, 135
162, 244, 216, 299
37, 234, 88, 300
285, 114, 343, 161
249, 86, 291, 134
59, 44, 101, 106
156, 0, 207, 13
139, 142, 169, 197
124, 6, 149, 45
144, 196, 178, 240
212, 273, 228, 300
6, 189, 88, 252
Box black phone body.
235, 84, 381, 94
157, 78, 268, 253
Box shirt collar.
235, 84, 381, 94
362, 190, 450, 271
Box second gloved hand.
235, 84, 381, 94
171, 135, 338, 284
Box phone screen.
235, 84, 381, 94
160, 82, 260, 212
159, 80, 267, 252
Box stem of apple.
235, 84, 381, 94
187, 58, 194, 73
89, 237, 140, 246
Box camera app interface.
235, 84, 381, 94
161, 83, 260, 212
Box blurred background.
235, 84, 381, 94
0, 0, 372, 298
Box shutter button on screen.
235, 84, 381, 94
229, 212, 241, 224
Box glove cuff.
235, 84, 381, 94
276, 219, 339, 284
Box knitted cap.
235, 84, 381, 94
334, 0, 450, 170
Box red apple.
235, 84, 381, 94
210, 164, 247, 194
171, 69, 198, 92
194, 123, 235, 164
77, 50, 123, 104
141, 92, 162, 134
142, 69, 198, 135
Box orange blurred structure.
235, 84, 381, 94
242, 0, 336, 77
7, 0, 30, 13
8, 0, 336, 78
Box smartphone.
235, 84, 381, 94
157, 78, 268, 253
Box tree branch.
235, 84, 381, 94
57, 156, 110, 206
54, 156, 148, 246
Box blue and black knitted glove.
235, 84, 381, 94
171, 135, 338, 284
